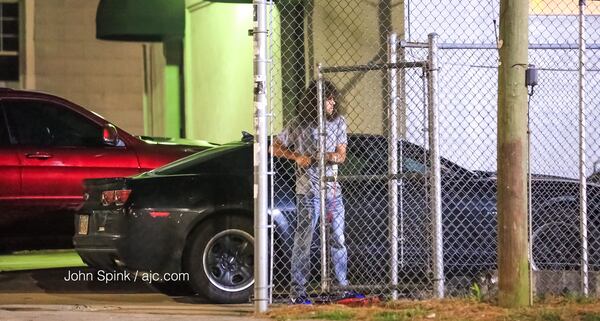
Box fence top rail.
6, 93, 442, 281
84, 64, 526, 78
320, 61, 426, 74
401, 41, 600, 50
325, 172, 426, 182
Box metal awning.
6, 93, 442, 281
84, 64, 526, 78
96, 0, 184, 41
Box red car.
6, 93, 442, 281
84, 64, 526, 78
0, 88, 215, 251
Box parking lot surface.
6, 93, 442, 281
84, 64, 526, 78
0, 268, 267, 321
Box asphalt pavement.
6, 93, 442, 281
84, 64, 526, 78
0, 268, 268, 321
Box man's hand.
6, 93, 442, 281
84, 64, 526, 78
295, 155, 313, 168
326, 144, 347, 164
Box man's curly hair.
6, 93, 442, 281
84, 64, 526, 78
297, 79, 342, 125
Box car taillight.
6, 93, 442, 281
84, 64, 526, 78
101, 189, 132, 206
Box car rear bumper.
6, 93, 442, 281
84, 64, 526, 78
73, 234, 123, 271
74, 207, 208, 274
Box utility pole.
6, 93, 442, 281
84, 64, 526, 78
497, 0, 531, 308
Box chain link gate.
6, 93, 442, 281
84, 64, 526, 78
268, 32, 442, 301
257, 0, 600, 309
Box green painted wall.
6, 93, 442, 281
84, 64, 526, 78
164, 38, 185, 138
141, 41, 182, 139
184, 1, 254, 143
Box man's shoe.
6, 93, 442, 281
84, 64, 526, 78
289, 296, 312, 305
340, 291, 365, 299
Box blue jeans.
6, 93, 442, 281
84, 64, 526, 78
290, 192, 348, 297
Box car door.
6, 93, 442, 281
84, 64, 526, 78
399, 142, 430, 268
0, 104, 21, 208
341, 137, 432, 277
0, 103, 24, 248
3, 99, 139, 210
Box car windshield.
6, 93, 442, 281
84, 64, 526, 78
151, 143, 247, 175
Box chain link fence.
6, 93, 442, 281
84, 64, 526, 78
263, 0, 600, 303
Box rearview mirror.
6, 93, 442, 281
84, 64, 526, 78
102, 124, 119, 146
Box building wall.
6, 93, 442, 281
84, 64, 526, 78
308, 0, 405, 136
184, 0, 254, 143
33, 0, 145, 135
142, 43, 166, 137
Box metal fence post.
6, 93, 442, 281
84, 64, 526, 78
387, 33, 400, 300
253, 0, 269, 313
267, 1, 276, 305
427, 33, 444, 299
317, 67, 329, 293
578, 0, 589, 297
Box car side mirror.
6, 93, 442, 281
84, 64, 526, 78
102, 124, 119, 146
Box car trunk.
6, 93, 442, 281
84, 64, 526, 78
77, 177, 132, 237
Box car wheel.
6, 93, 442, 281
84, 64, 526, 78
184, 216, 254, 303
532, 221, 581, 271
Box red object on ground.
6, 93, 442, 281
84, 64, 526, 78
336, 296, 381, 307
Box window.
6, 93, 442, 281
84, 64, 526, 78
0, 107, 9, 145
340, 139, 430, 177
0, 1, 19, 81
4, 100, 103, 147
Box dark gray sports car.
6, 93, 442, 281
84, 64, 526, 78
73, 134, 600, 303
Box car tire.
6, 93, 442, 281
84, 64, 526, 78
532, 220, 581, 271
184, 215, 254, 303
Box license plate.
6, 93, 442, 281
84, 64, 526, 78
78, 215, 89, 235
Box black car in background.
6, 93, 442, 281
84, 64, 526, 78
73, 134, 600, 303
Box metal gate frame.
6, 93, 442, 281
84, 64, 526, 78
260, 32, 442, 305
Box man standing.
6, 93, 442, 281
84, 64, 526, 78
272, 80, 348, 304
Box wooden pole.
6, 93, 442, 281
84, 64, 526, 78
497, 0, 531, 308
